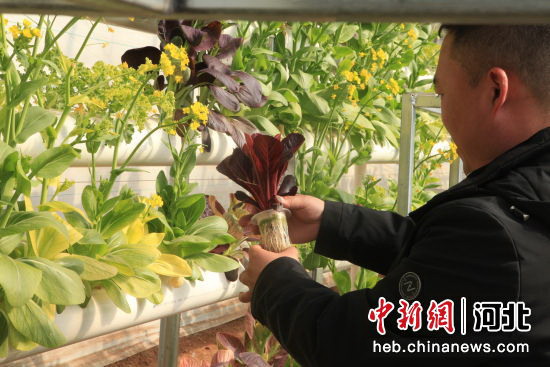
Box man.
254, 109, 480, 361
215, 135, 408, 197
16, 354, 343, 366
239, 25, 550, 366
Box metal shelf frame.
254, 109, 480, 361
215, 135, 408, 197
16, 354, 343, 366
2, 0, 550, 24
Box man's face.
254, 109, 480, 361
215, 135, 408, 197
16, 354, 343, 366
434, 35, 486, 173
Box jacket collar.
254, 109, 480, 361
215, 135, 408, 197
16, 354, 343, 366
410, 126, 550, 220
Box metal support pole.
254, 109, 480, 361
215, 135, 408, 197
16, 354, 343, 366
158, 313, 181, 367
396, 93, 416, 216
449, 158, 464, 187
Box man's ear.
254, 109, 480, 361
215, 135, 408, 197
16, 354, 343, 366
487, 67, 509, 114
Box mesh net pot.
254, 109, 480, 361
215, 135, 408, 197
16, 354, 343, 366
251, 209, 291, 252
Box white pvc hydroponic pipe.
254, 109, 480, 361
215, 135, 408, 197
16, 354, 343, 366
1, 270, 247, 364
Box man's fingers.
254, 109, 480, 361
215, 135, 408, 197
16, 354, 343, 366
239, 291, 251, 303
239, 269, 250, 286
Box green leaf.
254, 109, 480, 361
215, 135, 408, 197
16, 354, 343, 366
338, 25, 359, 43
0, 211, 67, 238
21, 258, 85, 305
0, 313, 8, 358
280, 89, 299, 103
7, 78, 49, 108
0, 254, 42, 307
6, 299, 66, 348
247, 115, 280, 136
175, 194, 204, 209
0, 141, 15, 165
101, 279, 131, 313
111, 269, 161, 298
81, 185, 97, 220
267, 90, 288, 106
188, 216, 228, 237
332, 46, 355, 58
15, 106, 57, 143
78, 229, 106, 245
187, 253, 239, 273
30, 145, 80, 179
332, 270, 352, 294
341, 103, 374, 130
61, 254, 117, 281
304, 92, 330, 116
20, 177, 35, 203
99, 199, 145, 238
290, 71, 314, 90
170, 236, 216, 258
104, 244, 160, 271
0, 233, 22, 255
275, 63, 289, 83
39, 200, 91, 224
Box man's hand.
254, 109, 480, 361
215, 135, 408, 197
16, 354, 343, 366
277, 194, 325, 244
238, 245, 299, 303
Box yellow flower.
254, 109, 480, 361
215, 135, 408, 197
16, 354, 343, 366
359, 52, 366, 57
163, 43, 189, 71
102, 42, 108, 48
408, 28, 418, 40
403, 39, 409, 45
359, 83, 366, 90
380, 80, 386, 85
190, 101, 209, 124
128, 17, 135, 22
23, 19, 31, 27
370, 63, 378, 72
331, 94, 337, 99
333, 85, 340, 90
22, 28, 33, 38
121, 62, 129, 69
399, 23, 405, 30
182, 107, 191, 114
198, 145, 205, 153
160, 53, 175, 76
189, 121, 200, 131
385, 95, 394, 101
376, 49, 388, 61
31, 28, 41, 37
153, 90, 163, 97
3, 18, 8, 25
370, 48, 378, 61
174, 75, 183, 83
450, 142, 458, 159
138, 58, 158, 74
360, 69, 372, 82
342, 70, 355, 82
145, 194, 163, 208
108, 26, 115, 33
9, 25, 20, 38
167, 128, 177, 135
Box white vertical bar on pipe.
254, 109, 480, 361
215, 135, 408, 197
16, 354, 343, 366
158, 313, 181, 367
396, 93, 416, 216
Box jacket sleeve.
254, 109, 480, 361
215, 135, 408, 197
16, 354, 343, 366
251, 202, 520, 367
314, 200, 415, 274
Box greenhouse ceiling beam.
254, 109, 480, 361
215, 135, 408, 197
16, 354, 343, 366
2, 0, 550, 23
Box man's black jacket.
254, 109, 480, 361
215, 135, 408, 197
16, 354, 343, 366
251, 127, 550, 366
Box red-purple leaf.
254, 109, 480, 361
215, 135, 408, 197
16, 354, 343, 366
201, 126, 212, 152
217, 332, 245, 354
179, 355, 207, 367
209, 85, 241, 112
277, 175, 297, 196
244, 312, 255, 340
216, 133, 304, 211
238, 352, 271, 367
218, 34, 243, 59
181, 25, 204, 46
211, 349, 235, 367
201, 68, 240, 93
158, 20, 184, 44
203, 55, 232, 74
232, 71, 268, 108
235, 191, 258, 207
121, 46, 161, 69
194, 21, 222, 52
207, 111, 259, 149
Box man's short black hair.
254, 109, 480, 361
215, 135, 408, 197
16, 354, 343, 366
439, 25, 550, 108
